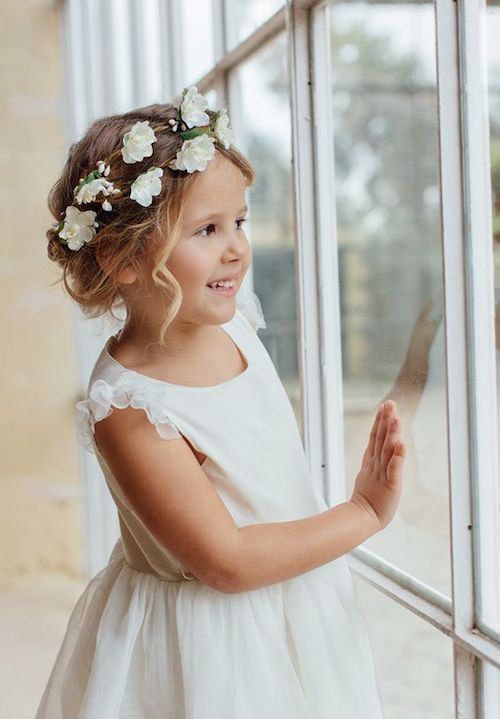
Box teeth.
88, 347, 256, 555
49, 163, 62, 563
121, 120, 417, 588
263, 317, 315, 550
209, 279, 234, 289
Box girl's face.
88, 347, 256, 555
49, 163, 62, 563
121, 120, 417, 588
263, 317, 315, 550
166, 152, 253, 324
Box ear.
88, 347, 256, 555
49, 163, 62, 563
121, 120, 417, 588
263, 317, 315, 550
96, 250, 138, 285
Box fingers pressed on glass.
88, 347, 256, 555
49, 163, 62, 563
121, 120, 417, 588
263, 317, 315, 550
381, 416, 399, 472
374, 402, 392, 459
365, 404, 383, 464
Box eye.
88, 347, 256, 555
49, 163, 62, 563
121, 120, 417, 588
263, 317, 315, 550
196, 223, 216, 238
195, 218, 248, 238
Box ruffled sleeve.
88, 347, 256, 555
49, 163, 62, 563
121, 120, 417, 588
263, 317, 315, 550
235, 287, 267, 332
75, 374, 182, 454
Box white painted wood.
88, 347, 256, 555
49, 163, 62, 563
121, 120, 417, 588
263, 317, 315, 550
285, 0, 329, 498
351, 547, 452, 615
454, 644, 479, 718
349, 552, 453, 634
194, 6, 287, 93
457, 0, 500, 646
435, 0, 478, 714
309, 1, 346, 506
350, 549, 500, 670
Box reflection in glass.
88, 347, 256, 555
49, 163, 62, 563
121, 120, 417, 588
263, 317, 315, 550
225, 0, 285, 51
228, 35, 300, 424
329, 2, 450, 594
352, 574, 454, 718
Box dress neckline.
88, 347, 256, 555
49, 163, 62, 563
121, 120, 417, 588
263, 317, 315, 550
102, 310, 250, 391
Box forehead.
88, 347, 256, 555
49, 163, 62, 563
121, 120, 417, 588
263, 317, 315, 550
182, 153, 247, 220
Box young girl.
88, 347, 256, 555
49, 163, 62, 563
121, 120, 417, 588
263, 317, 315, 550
36, 86, 406, 718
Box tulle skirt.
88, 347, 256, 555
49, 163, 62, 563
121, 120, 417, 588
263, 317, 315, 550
35, 538, 384, 718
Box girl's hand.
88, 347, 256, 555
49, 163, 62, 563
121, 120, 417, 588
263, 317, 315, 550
349, 400, 406, 531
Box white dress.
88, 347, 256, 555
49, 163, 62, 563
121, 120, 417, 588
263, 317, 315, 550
35, 291, 384, 718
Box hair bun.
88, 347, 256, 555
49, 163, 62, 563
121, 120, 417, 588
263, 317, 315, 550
47, 226, 70, 265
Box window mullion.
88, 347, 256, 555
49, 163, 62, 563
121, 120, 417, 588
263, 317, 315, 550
286, 0, 327, 497
194, 7, 286, 94
435, 0, 475, 642
457, 0, 500, 640
161, 0, 184, 97
309, 2, 346, 505
435, 0, 500, 713
456, 2, 500, 714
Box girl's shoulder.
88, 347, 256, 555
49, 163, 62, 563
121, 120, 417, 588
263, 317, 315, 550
75, 366, 183, 455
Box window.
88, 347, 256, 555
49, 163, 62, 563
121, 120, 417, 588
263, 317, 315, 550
185, 0, 500, 713
63, 0, 500, 714
329, 0, 451, 595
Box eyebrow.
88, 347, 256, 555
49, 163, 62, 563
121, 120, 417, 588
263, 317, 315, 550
191, 205, 248, 225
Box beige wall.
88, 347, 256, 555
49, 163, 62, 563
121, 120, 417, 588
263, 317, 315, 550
0, 0, 84, 582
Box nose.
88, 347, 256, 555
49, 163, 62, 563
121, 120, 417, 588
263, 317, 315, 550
222, 225, 249, 259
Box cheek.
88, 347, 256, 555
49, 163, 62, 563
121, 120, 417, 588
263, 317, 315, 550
244, 240, 252, 265
166, 244, 213, 288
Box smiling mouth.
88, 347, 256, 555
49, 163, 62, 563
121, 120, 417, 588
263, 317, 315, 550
206, 278, 237, 295
207, 279, 236, 290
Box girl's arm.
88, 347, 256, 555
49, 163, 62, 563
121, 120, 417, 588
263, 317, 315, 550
232, 400, 404, 592
94, 400, 404, 594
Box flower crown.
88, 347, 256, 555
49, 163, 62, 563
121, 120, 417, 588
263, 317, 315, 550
50, 85, 235, 252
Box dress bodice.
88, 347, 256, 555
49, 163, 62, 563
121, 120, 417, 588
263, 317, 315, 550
76, 292, 326, 582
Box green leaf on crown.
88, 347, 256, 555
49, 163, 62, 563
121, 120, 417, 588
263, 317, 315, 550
180, 126, 211, 141
74, 169, 101, 196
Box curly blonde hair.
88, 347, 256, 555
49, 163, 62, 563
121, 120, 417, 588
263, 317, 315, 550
46, 102, 256, 347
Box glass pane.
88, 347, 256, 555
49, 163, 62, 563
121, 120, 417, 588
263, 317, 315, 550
228, 34, 300, 426
480, 0, 500, 635
480, 659, 500, 718
329, 1, 451, 594
181, 0, 215, 86
352, 574, 455, 717
225, 0, 285, 52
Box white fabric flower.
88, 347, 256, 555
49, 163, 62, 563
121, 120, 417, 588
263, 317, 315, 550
121, 120, 157, 164
236, 287, 267, 331
58, 206, 98, 251
179, 86, 210, 128
169, 134, 216, 173
75, 177, 115, 204
130, 167, 164, 207
213, 109, 234, 149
